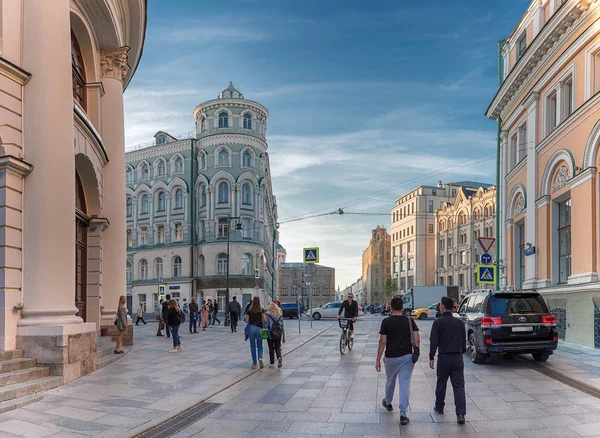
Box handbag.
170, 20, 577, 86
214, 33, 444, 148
261, 311, 269, 340
408, 316, 420, 364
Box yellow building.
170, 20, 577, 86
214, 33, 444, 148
486, 0, 600, 348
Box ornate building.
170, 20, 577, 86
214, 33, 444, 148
0, 1, 146, 382
277, 263, 335, 309
486, 0, 600, 348
126, 83, 279, 313
434, 186, 496, 298
362, 226, 391, 305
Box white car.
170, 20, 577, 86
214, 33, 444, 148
308, 301, 343, 320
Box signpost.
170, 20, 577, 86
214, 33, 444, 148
478, 237, 496, 254
477, 264, 496, 285
158, 284, 166, 297
481, 253, 492, 264
303, 249, 319, 328
303, 248, 319, 264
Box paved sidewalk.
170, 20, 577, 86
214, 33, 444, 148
0, 319, 333, 437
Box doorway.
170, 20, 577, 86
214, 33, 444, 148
75, 174, 89, 321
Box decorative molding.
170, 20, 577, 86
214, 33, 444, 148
536, 195, 550, 208
514, 196, 526, 218
198, 133, 268, 153
0, 57, 31, 85
551, 165, 570, 192
540, 148, 575, 196
73, 104, 109, 165
0, 155, 34, 177
570, 166, 596, 189
100, 47, 130, 82
89, 217, 110, 231
568, 271, 599, 285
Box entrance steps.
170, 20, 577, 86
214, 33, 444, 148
96, 334, 130, 370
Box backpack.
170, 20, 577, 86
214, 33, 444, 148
269, 315, 282, 341
177, 309, 186, 324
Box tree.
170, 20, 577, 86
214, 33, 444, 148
384, 278, 398, 302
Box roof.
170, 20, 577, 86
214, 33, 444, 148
279, 263, 334, 270
218, 81, 244, 100
450, 181, 493, 189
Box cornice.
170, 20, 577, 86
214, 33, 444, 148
74, 104, 109, 165
193, 98, 269, 119
198, 133, 268, 153
0, 57, 31, 85
126, 139, 194, 162
0, 155, 33, 177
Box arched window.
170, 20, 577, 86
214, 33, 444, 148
218, 149, 229, 166
154, 258, 163, 279
242, 183, 252, 205
175, 189, 183, 209
174, 156, 183, 173
126, 197, 133, 217
200, 185, 207, 207
242, 253, 252, 275
198, 255, 205, 276
126, 167, 133, 183
71, 32, 86, 109
157, 159, 166, 176
243, 113, 252, 130
157, 192, 165, 212
200, 116, 206, 132
172, 256, 182, 277
139, 259, 148, 280
218, 112, 229, 128
141, 194, 149, 214
126, 260, 132, 282
242, 150, 252, 167
217, 253, 227, 276
140, 162, 149, 180
218, 182, 229, 204
198, 154, 204, 169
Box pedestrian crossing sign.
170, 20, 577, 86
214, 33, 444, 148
477, 264, 496, 285
158, 284, 166, 296
303, 247, 319, 264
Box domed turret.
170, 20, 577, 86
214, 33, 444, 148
218, 81, 244, 100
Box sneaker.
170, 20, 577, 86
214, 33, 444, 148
251, 364, 257, 369
177, 344, 183, 351
457, 414, 465, 424
259, 359, 264, 369
169, 348, 178, 353
278, 357, 283, 369
400, 416, 409, 425
382, 399, 393, 412
434, 407, 444, 415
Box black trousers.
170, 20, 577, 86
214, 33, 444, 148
435, 353, 466, 415
165, 321, 171, 338
189, 315, 198, 333
267, 338, 282, 364
230, 312, 238, 332
135, 316, 146, 325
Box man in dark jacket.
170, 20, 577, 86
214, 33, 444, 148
212, 300, 221, 325
162, 294, 171, 338
228, 296, 242, 333
429, 296, 467, 424
189, 297, 199, 334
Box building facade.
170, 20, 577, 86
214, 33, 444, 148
486, 0, 600, 348
434, 186, 496, 297
362, 226, 391, 305
126, 83, 279, 315
391, 182, 485, 291
0, 1, 146, 380
341, 278, 364, 304
278, 263, 335, 309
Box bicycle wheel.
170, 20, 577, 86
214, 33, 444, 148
339, 331, 346, 355
348, 334, 354, 351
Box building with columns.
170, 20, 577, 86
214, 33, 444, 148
0, 1, 146, 381
362, 226, 391, 306
126, 83, 279, 314
486, 0, 600, 348
434, 186, 496, 298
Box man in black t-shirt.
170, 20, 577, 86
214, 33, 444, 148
337, 293, 359, 339
376, 296, 420, 426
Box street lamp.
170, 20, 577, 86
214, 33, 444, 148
225, 216, 243, 327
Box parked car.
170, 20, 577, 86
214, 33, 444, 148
458, 291, 558, 364
411, 303, 440, 320
308, 301, 343, 320
280, 302, 303, 319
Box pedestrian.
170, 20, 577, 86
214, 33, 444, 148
429, 296, 467, 425
245, 296, 266, 369
114, 295, 128, 355
162, 294, 171, 338
167, 299, 182, 352
189, 297, 199, 334
212, 299, 221, 325
200, 300, 210, 331
376, 295, 420, 426
156, 299, 164, 336
135, 304, 147, 325
182, 303, 189, 314
207, 299, 213, 326
229, 296, 242, 333
266, 302, 285, 368
244, 299, 251, 315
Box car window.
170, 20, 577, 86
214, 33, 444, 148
322, 304, 330, 309
466, 295, 478, 313
488, 294, 549, 314
332, 302, 342, 308
458, 297, 469, 314
472, 295, 485, 313
429, 304, 438, 310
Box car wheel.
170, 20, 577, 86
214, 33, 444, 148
418, 313, 427, 320
532, 351, 550, 362
313, 312, 321, 320
404, 310, 411, 317
469, 333, 487, 364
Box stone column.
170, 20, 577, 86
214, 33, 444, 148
133, 197, 138, 229
523, 93, 539, 289
99, 48, 130, 341
536, 196, 551, 287
86, 218, 108, 331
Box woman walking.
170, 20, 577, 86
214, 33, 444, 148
245, 296, 266, 369
266, 302, 285, 368
200, 300, 210, 331
114, 295, 128, 354
167, 299, 182, 352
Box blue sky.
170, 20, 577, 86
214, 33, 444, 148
124, 0, 530, 291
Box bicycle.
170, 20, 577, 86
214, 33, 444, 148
338, 318, 354, 355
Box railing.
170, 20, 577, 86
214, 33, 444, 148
126, 131, 197, 152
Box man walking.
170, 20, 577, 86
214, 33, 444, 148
135, 304, 147, 325
212, 299, 221, 325
162, 294, 171, 338
229, 296, 241, 333
156, 299, 164, 336
429, 296, 467, 424
376, 296, 420, 426
189, 297, 199, 334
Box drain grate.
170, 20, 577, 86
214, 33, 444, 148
137, 402, 221, 438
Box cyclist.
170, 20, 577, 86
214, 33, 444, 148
337, 293, 359, 339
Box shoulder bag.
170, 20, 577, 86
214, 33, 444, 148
408, 316, 420, 364
261, 311, 269, 340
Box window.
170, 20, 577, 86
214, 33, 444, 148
218, 182, 229, 204
157, 225, 165, 244
564, 77, 573, 118
452, 189, 457, 197
242, 253, 252, 275
428, 200, 433, 213
218, 149, 229, 166
239, 183, 252, 206
548, 92, 557, 132
242, 150, 252, 167
432, 189, 437, 196
558, 199, 571, 284
175, 189, 183, 209
439, 276, 444, 286
218, 218, 228, 238
516, 31, 527, 61
156, 136, 166, 145
448, 275, 453, 286
140, 163, 149, 180
71, 33, 86, 109
126, 167, 133, 183
243, 113, 252, 130
519, 123, 527, 160
411, 226, 414, 235
139, 227, 148, 246
157, 159, 166, 176
139, 259, 148, 280
127, 229, 133, 247
510, 134, 517, 170
157, 192, 165, 212
126, 260, 132, 281
408, 241, 414, 252
459, 274, 464, 287
242, 218, 252, 239
312, 287, 320, 296
174, 223, 183, 242
323, 287, 329, 296
200, 185, 207, 207
281, 287, 288, 296
198, 153, 205, 169
138, 294, 147, 313
174, 156, 183, 173
408, 258, 414, 270
198, 255, 205, 276
154, 258, 163, 279
141, 195, 149, 214
173, 256, 182, 277
217, 253, 227, 276
218, 112, 229, 128
461, 251, 467, 265
440, 255, 444, 268
126, 198, 132, 217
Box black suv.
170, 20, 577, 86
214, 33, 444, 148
458, 291, 558, 364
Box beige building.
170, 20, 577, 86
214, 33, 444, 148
487, 0, 600, 348
362, 226, 391, 305
0, 1, 146, 381
434, 186, 496, 297
391, 182, 483, 291
277, 263, 335, 309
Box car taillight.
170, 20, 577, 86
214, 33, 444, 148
553, 335, 558, 342
542, 315, 557, 326
482, 316, 502, 326
485, 338, 493, 345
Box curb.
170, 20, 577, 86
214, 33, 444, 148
122, 324, 334, 438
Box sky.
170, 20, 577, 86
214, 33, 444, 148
124, 0, 530, 291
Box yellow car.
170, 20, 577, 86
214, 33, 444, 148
411, 303, 439, 320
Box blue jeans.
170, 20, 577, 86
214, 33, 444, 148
248, 325, 263, 365
383, 354, 414, 416
212, 311, 221, 325
170, 324, 181, 348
